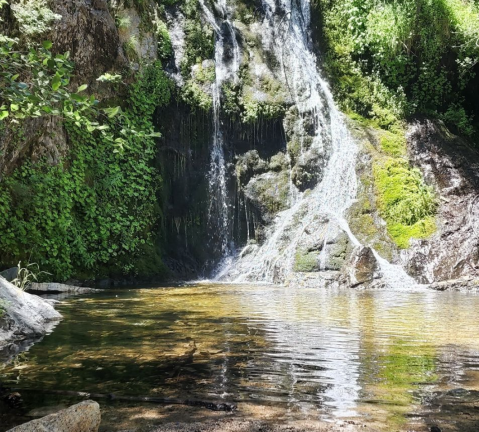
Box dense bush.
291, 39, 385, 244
0, 61, 172, 280
317, 0, 479, 136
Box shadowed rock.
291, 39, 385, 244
7, 400, 101, 432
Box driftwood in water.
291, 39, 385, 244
13, 388, 237, 412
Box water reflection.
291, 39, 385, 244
2, 285, 479, 430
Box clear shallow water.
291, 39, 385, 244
2, 284, 479, 430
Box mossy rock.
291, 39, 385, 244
294, 249, 320, 272
244, 171, 290, 216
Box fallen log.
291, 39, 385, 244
12, 388, 237, 412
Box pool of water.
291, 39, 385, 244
2, 284, 479, 431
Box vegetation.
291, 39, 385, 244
0, 61, 171, 280
374, 157, 437, 248
11, 261, 49, 290
10, 0, 61, 38
294, 249, 319, 272
317, 0, 479, 137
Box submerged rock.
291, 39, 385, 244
0, 277, 62, 361
7, 400, 101, 432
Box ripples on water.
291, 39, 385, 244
2, 284, 479, 430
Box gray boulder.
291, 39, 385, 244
0, 267, 18, 282
0, 276, 62, 360
8, 400, 101, 432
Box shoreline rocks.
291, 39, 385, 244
7, 400, 101, 432
29, 283, 100, 295
0, 276, 62, 362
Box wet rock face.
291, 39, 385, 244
345, 246, 380, 287
7, 400, 101, 432
402, 119, 479, 283
51, 0, 124, 83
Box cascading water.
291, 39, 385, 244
215, 0, 421, 289
200, 0, 240, 262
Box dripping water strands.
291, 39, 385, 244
199, 0, 240, 268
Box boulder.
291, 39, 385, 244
0, 267, 18, 282
0, 276, 62, 361
402, 119, 479, 283
7, 400, 101, 432
345, 246, 380, 287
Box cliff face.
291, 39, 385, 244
0, 0, 479, 286
402, 119, 479, 283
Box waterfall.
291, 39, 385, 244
212, 0, 421, 290
200, 0, 240, 260
213, 0, 357, 282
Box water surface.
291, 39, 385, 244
2, 284, 479, 431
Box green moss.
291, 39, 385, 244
246, 171, 290, 214
294, 249, 320, 272
378, 129, 407, 157
374, 158, 437, 248
387, 216, 437, 249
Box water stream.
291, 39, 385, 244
201, 0, 240, 258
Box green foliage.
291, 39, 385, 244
123, 35, 139, 61
0, 298, 6, 318
179, 0, 215, 77
11, 0, 61, 37
11, 261, 50, 290
374, 158, 438, 248
0, 62, 172, 280
0, 39, 139, 151
241, 98, 285, 124
318, 0, 479, 135
156, 20, 172, 60
378, 128, 407, 157
181, 80, 212, 111
116, 15, 131, 30
180, 62, 216, 111
221, 74, 286, 123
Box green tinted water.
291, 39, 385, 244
2, 284, 479, 431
